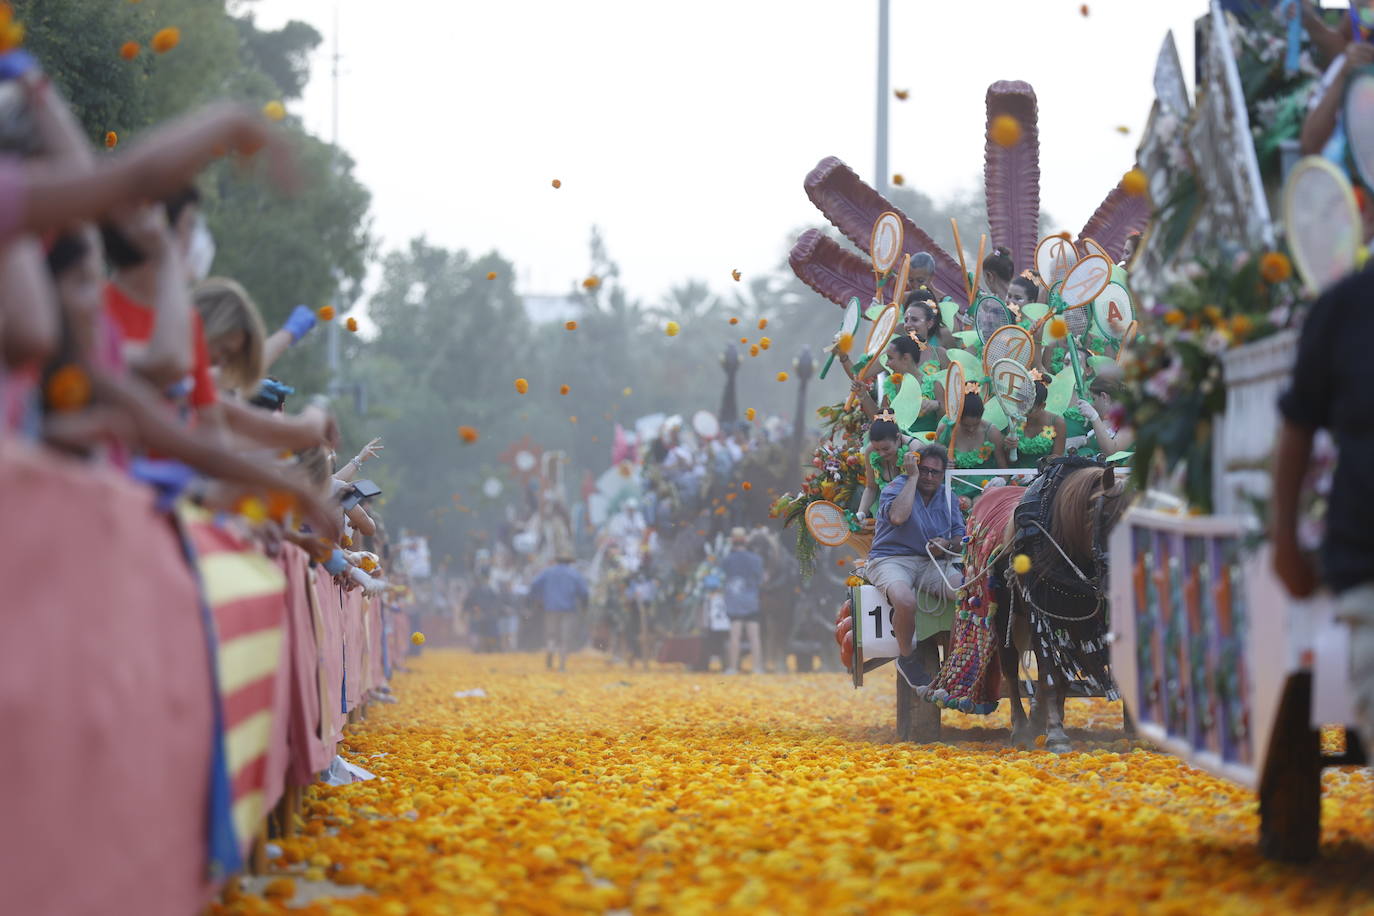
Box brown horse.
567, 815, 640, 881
992, 461, 1131, 751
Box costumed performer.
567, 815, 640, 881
936, 390, 1008, 501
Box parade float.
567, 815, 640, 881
781, 0, 1367, 859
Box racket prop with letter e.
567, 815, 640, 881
990, 358, 1035, 463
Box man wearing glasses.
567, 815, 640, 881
865, 444, 964, 688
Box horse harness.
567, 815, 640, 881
1003, 455, 1118, 698
1009, 455, 1113, 618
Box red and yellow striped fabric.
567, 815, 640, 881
183, 508, 288, 854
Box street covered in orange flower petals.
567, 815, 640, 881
218, 652, 1374, 915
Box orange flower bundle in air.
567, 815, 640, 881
739, 337, 748, 345
410, 632, 426, 646
514, 378, 529, 394
560, 384, 570, 395
568, 415, 578, 423
729, 317, 739, 325
776, 372, 789, 382
732, 269, 741, 281
894, 89, 909, 100
458, 425, 479, 443
741, 481, 752, 491
267, 490, 297, 522
565, 320, 577, 330
989, 115, 1022, 148
1259, 251, 1292, 284
0, 5, 23, 53
486, 271, 497, 280
892, 174, 905, 186
45, 365, 91, 412
665, 321, 680, 337
120, 41, 140, 60
150, 27, 180, 54
317, 305, 334, 321
582, 276, 601, 290
749, 345, 759, 357
1121, 168, 1148, 196
551, 178, 562, 189
105, 131, 118, 149
234, 496, 268, 524
760, 336, 771, 350
745, 408, 756, 421
757, 318, 768, 330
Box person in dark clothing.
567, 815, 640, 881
720, 527, 765, 674
1273, 267, 1374, 746
465, 575, 504, 652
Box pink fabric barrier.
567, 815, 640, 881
279, 547, 330, 784
368, 599, 386, 692
315, 566, 346, 746
343, 588, 364, 711
0, 442, 214, 916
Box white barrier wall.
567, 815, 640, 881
1107, 509, 1288, 788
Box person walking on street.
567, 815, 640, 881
529, 554, 589, 672
721, 527, 765, 674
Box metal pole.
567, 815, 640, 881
326, 4, 341, 394
875, 0, 890, 197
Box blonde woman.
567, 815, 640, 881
193, 278, 335, 451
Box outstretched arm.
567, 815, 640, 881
21, 103, 297, 236
1272, 421, 1318, 597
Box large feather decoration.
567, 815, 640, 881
803, 157, 969, 305
1078, 182, 1152, 262
788, 229, 879, 308
983, 81, 1042, 277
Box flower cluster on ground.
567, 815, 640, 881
214, 652, 1373, 915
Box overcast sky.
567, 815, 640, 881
250, 0, 1203, 311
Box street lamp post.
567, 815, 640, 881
876, 0, 890, 197
789, 347, 815, 488
718, 344, 740, 425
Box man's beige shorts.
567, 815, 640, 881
866, 554, 958, 603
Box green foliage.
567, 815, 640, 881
1122, 251, 1301, 511
18, 0, 372, 402
234, 15, 321, 101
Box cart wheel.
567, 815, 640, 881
1258, 672, 1322, 863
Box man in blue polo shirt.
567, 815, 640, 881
866, 444, 964, 688
529, 554, 589, 672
